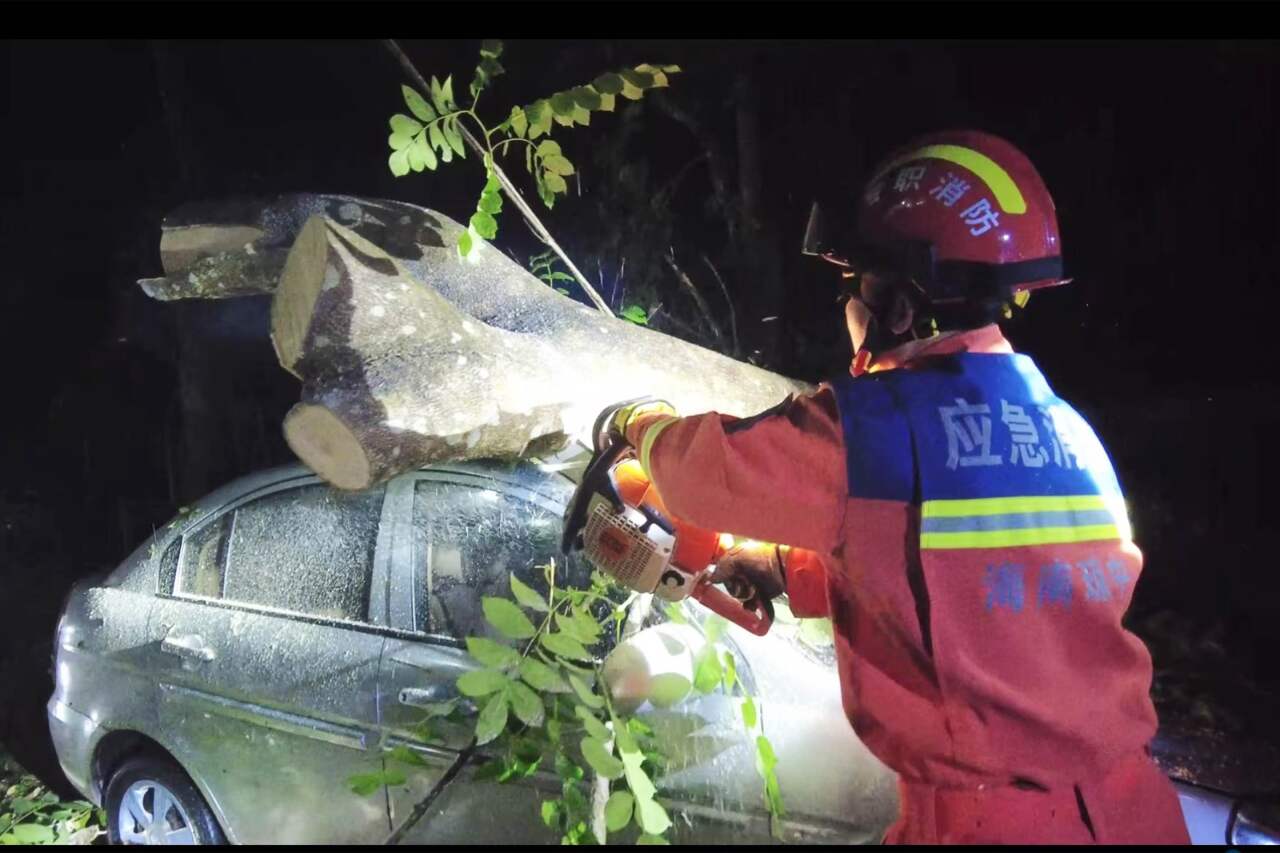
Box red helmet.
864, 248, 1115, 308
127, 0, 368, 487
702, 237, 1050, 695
836, 130, 1069, 303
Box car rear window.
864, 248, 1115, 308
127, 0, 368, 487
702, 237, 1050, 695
174, 484, 385, 623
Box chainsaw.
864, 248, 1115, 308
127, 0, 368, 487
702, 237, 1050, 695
561, 404, 774, 636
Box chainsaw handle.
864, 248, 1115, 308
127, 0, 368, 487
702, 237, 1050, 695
692, 580, 774, 636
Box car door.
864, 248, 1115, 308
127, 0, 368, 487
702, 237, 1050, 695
379, 472, 592, 844
145, 479, 393, 844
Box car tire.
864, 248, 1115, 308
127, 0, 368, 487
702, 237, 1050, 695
104, 756, 226, 845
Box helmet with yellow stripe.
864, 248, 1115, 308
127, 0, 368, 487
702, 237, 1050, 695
808, 131, 1069, 316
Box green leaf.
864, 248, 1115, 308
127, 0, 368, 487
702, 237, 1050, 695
620, 80, 645, 101
741, 696, 757, 729
693, 647, 723, 694
542, 631, 591, 661
605, 790, 634, 832
475, 691, 510, 745
388, 148, 410, 178
543, 154, 575, 176
575, 705, 611, 741
470, 210, 498, 240
541, 799, 561, 828
407, 134, 430, 172
527, 100, 552, 139
465, 636, 520, 669
555, 752, 584, 782
388, 745, 430, 767
636, 799, 672, 835
388, 132, 414, 151
553, 112, 575, 128
429, 76, 447, 113
580, 736, 624, 779
704, 614, 729, 646
723, 651, 738, 692
402, 85, 436, 122
620, 305, 649, 325
390, 114, 424, 136
635, 64, 670, 88
620, 68, 656, 89
627, 717, 654, 738
480, 57, 504, 79
550, 92, 576, 117
9, 824, 53, 844
442, 117, 467, 158
519, 657, 570, 693
457, 668, 511, 697
638, 833, 671, 845
479, 192, 503, 215
510, 107, 528, 138
508, 681, 546, 727
544, 172, 568, 195
510, 573, 550, 612
442, 75, 457, 110
536, 139, 562, 158
483, 597, 537, 638
662, 602, 687, 624
548, 272, 575, 282
755, 735, 778, 773
598, 92, 616, 113
568, 673, 604, 709
570, 86, 602, 111
660, 64, 682, 74
457, 230, 473, 258
571, 106, 591, 126
480, 39, 503, 58
484, 171, 501, 194
592, 73, 625, 95
428, 121, 449, 155
347, 770, 402, 797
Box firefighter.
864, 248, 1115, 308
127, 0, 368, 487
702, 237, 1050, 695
598, 131, 1189, 844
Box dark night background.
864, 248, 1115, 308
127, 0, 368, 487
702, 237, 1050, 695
3, 39, 1279, 794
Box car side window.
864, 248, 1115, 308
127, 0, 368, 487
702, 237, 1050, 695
411, 480, 590, 639
174, 484, 385, 623
176, 514, 231, 599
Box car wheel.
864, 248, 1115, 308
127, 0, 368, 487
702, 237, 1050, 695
104, 756, 226, 845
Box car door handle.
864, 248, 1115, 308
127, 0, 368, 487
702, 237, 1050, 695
398, 685, 454, 707
161, 633, 216, 663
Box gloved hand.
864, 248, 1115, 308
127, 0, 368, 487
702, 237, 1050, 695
708, 539, 787, 602
596, 398, 676, 447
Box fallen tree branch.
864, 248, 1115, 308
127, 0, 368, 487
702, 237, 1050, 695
382, 39, 612, 317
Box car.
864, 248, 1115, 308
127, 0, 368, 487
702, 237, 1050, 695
45, 457, 1280, 845
45, 457, 899, 845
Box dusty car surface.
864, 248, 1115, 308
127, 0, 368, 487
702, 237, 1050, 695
46, 457, 1278, 845
46, 459, 900, 845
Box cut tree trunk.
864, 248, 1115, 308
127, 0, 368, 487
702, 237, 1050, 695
141, 195, 812, 490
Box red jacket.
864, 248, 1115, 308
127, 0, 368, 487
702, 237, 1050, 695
626, 326, 1188, 844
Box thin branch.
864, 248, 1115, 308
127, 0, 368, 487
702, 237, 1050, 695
382, 39, 612, 316
664, 250, 725, 349
701, 254, 740, 358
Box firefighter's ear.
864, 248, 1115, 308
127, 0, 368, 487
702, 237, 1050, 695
888, 289, 915, 336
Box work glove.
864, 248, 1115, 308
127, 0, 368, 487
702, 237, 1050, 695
595, 398, 677, 447
709, 539, 787, 602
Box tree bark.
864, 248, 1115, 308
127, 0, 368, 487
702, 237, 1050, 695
142, 196, 812, 490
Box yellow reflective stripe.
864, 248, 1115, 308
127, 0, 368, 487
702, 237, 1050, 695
922, 495, 1109, 518
921, 524, 1122, 550
637, 416, 678, 480
875, 144, 1028, 214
